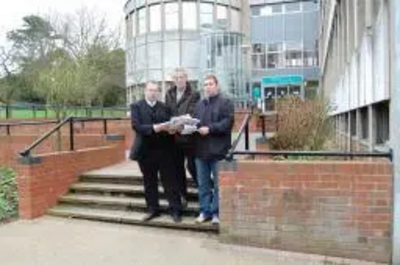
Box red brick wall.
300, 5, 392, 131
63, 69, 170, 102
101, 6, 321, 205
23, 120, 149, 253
220, 160, 393, 263
16, 141, 125, 219
0, 135, 113, 168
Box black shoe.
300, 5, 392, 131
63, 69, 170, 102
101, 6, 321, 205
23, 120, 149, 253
171, 212, 182, 223
141, 211, 160, 222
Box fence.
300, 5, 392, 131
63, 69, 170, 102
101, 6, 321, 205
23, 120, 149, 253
0, 103, 128, 119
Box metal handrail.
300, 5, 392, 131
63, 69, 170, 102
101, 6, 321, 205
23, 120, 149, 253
19, 117, 72, 157
18, 116, 130, 157
231, 150, 393, 160
226, 113, 252, 160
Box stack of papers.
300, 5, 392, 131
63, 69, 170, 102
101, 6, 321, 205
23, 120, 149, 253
170, 115, 200, 126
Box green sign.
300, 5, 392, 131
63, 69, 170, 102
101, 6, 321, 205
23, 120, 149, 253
252, 87, 261, 99
262, 75, 303, 86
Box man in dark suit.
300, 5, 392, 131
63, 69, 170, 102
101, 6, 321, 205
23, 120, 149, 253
130, 81, 182, 223
165, 68, 201, 207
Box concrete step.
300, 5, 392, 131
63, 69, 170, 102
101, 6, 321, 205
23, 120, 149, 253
59, 194, 199, 215
48, 205, 217, 233
70, 182, 199, 199
80, 173, 197, 187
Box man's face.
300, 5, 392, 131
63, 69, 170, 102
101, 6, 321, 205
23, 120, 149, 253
173, 72, 188, 90
204, 78, 218, 98
144, 82, 159, 102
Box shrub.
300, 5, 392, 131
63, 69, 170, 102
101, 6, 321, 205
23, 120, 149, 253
0, 167, 18, 222
269, 96, 333, 151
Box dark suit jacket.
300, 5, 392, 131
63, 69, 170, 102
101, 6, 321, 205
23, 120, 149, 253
165, 83, 201, 147
129, 100, 173, 161
193, 94, 235, 161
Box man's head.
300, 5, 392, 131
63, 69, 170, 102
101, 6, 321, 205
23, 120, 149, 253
144, 81, 160, 102
173, 67, 188, 90
203, 74, 219, 98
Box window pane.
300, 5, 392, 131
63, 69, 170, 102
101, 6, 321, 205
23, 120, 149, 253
165, 3, 179, 30
285, 50, 303, 67
182, 2, 197, 30
136, 45, 146, 70
200, 3, 214, 29
164, 41, 180, 68
267, 53, 280, 68
285, 3, 301, 13
303, 51, 317, 66
217, 5, 228, 29
132, 13, 136, 37
261, 4, 282, 16
138, 8, 147, 34
148, 42, 162, 69
302, 1, 317, 12
267, 43, 282, 52
251, 6, 261, 16
149, 5, 161, 32
231, 9, 240, 32
252, 43, 265, 54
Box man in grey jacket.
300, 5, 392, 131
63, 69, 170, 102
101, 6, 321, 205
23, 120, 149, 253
165, 68, 201, 207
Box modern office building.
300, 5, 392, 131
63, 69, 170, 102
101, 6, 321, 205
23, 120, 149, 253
124, 0, 250, 107
319, 0, 390, 152
249, 0, 319, 112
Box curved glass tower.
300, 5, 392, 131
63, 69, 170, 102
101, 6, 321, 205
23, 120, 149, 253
124, 0, 249, 104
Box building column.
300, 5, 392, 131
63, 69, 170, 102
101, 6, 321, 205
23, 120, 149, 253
368, 105, 376, 152
389, 0, 400, 263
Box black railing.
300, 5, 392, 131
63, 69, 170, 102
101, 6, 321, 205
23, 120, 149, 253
0, 120, 59, 136
227, 112, 393, 161
19, 116, 129, 158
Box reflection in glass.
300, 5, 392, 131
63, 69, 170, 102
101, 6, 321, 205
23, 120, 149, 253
165, 3, 179, 30
182, 2, 197, 30
149, 5, 161, 32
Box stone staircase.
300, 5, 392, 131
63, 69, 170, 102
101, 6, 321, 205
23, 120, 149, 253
48, 162, 217, 232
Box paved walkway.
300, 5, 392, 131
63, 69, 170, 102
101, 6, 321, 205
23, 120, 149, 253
0, 217, 384, 265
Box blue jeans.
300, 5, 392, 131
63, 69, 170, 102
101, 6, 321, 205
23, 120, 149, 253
195, 158, 219, 217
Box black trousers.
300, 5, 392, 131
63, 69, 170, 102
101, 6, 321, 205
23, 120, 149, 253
175, 145, 198, 199
138, 149, 182, 214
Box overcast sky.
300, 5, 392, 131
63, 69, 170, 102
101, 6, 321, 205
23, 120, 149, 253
0, 0, 125, 46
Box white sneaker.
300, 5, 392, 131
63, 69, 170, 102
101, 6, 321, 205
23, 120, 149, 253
195, 213, 209, 223
212, 215, 219, 225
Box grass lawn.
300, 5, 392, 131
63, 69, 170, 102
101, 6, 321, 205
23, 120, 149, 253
0, 108, 127, 120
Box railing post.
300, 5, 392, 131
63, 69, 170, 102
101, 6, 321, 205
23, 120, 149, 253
103, 119, 108, 135
261, 115, 266, 138
69, 117, 74, 151
245, 120, 250, 151
6, 125, 10, 136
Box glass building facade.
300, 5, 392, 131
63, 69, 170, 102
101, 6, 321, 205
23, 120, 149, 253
249, 0, 319, 112
124, 0, 247, 105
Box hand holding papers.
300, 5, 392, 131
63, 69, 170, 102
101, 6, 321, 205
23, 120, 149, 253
169, 115, 200, 135
170, 114, 200, 127
180, 125, 198, 135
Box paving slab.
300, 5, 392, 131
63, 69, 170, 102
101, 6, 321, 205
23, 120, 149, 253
0, 217, 386, 265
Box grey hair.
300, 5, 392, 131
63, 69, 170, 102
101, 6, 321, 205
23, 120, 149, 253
174, 67, 188, 77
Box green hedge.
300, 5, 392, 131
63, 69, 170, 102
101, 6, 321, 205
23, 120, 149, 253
0, 168, 18, 222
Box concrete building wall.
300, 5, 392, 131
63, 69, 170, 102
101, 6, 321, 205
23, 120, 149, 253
319, 0, 390, 151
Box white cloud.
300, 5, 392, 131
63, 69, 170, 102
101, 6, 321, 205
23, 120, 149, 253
0, 0, 125, 47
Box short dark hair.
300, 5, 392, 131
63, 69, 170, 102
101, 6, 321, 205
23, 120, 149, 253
204, 74, 218, 85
